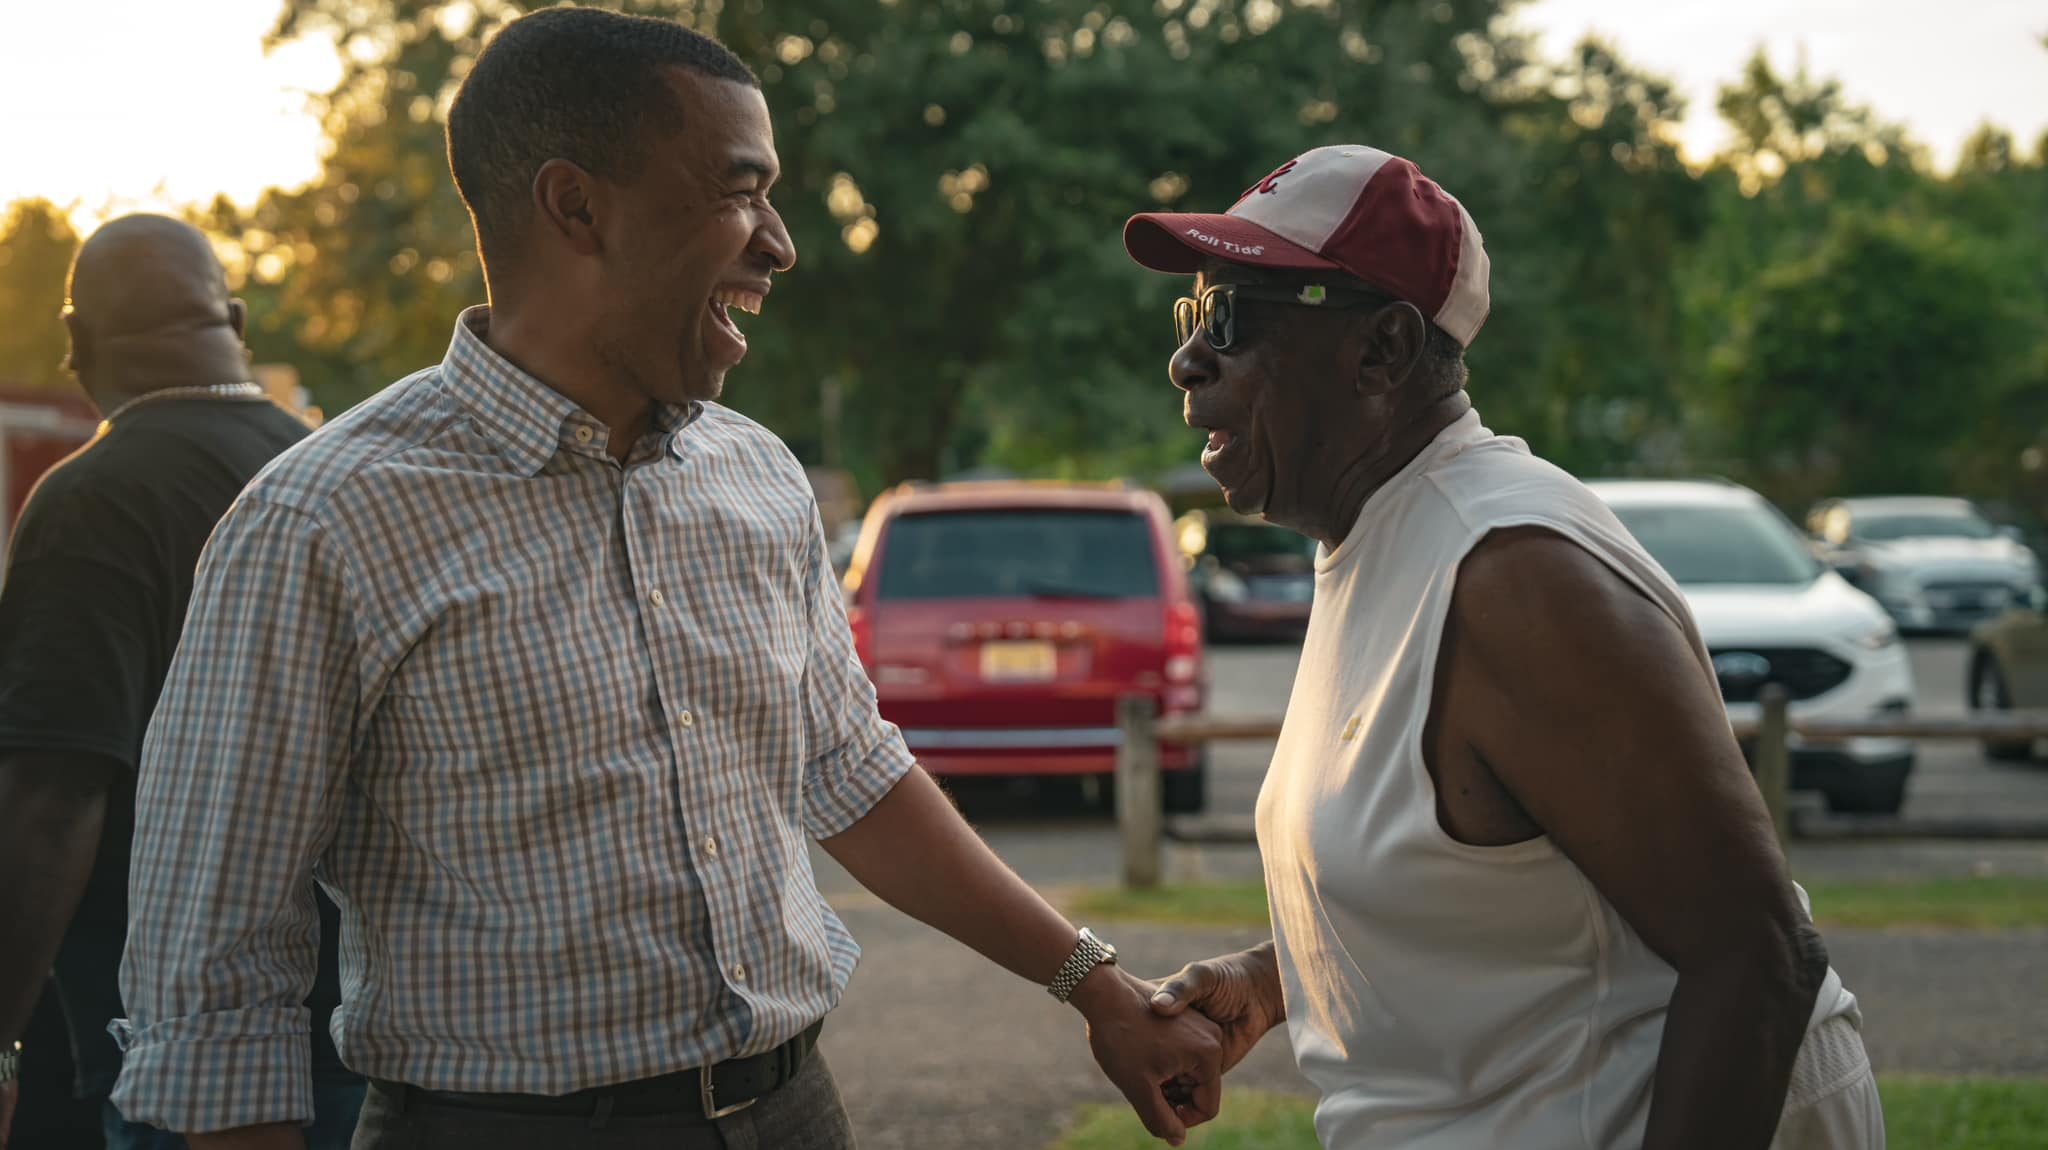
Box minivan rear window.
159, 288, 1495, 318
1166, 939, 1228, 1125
876, 510, 1160, 600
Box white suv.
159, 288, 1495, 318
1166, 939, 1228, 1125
1588, 480, 1916, 814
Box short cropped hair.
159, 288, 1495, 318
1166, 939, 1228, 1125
446, 7, 756, 266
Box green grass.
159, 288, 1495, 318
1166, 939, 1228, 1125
1048, 1078, 2048, 1150
1881, 1076, 2048, 1149
1798, 877, 2048, 930
1051, 1090, 1316, 1150
1070, 877, 2048, 931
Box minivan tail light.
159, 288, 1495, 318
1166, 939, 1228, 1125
847, 605, 874, 668
1162, 602, 1204, 710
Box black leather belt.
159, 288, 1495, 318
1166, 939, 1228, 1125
398, 1020, 823, 1120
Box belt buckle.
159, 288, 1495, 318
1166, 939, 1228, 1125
700, 1069, 758, 1120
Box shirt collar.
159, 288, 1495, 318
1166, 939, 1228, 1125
440, 306, 697, 476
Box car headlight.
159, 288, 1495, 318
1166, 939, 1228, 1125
1206, 568, 1250, 604
1848, 616, 1900, 650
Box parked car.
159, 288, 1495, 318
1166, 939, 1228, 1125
841, 480, 1207, 811
1590, 480, 1917, 814
1174, 508, 1316, 643
0, 384, 102, 565
1966, 586, 2048, 761
1805, 496, 2039, 634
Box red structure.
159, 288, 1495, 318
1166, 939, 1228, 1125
0, 383, 101, 559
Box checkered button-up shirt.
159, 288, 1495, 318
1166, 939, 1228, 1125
111, 308, 914, 1132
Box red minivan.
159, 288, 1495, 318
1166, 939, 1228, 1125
842, 481, 1206, 812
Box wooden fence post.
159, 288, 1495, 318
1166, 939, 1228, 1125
1756, 684, 1792, 847
1116, 694, 1163, 889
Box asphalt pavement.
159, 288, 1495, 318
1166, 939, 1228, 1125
825, 638, 2048, 887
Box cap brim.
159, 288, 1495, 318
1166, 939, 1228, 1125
1123, 212, 1342, 275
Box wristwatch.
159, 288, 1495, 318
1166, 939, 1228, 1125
1048, 927, 1119, 1003
1, 1041, 19, 1088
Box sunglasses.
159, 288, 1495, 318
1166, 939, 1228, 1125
1173, 282, 1394, 351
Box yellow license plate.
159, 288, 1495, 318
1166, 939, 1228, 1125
979, 640, 1057, 682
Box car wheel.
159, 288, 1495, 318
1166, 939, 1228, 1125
1822, 776, 1906, 815
1162, 752, 1208, 815
1971, 655, 2034, 762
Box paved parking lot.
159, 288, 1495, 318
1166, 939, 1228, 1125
1203, 637, 2048, 823
837, 638, 2048, 888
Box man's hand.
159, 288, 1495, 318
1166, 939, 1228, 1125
1072, 965, 1225, 1146
1149, 942, 1286, 1074
822, 771, 1225, 1139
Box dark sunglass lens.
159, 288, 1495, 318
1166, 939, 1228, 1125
1205, 290, 1234, 349
1174, 298, 1197, 345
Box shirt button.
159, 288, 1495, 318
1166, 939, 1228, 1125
648, 588, 666, 607
678, 710, 695, 729
703, 835, 720, 859
573, 426, 595, 445
731, 963, 747, 982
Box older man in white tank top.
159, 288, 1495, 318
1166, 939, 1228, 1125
1119, 148, 1882, 1150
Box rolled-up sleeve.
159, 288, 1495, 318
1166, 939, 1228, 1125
798, 508, 914, 838
111, 497, 361, 1133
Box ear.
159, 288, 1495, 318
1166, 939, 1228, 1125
62, 307, 90, 375
1354, 300, 1427, 397
532, 158, 605, 257
227, 297, 248, 341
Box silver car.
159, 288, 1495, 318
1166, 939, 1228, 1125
1806, 496, 2039, 634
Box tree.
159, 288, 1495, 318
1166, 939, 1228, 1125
1713, 46, 1917, 198
253, 0, 1537, 488
0, 199, 80, 390
1956, 123, 2017, 176
1482, 36, 1705, 474
201, 8, 482, 417
224, 2, 2047, 505
1704, 211, 2037, 510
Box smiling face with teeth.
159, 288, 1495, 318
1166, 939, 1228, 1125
586, 68, 796, 407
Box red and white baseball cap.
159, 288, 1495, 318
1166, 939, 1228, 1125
1123, 145, 1490, 347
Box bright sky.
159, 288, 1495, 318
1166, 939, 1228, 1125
1522, 0, 2048, 166
0, 0, 339, 226
1, 0, 2042, 229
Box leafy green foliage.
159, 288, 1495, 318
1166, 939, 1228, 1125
0, 200, 80, 390
4, 7, 2043, 516
1705, 212, 2030, 509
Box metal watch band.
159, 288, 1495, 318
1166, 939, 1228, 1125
0, 1041, 19, 1087
1048, 927, 1118, 1003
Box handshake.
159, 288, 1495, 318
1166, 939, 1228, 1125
1075, 941, 1286, 1147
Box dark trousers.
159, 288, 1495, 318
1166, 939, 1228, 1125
349, 1053, 856, 1150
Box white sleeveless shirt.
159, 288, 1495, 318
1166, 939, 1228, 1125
1256, 411, 1859, 1149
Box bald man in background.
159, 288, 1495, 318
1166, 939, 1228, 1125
0, 216, 361, 1150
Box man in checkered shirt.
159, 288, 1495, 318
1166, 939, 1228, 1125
108, 10, 1221, 1150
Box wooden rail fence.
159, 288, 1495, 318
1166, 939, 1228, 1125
1113, 687, 2048, 888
